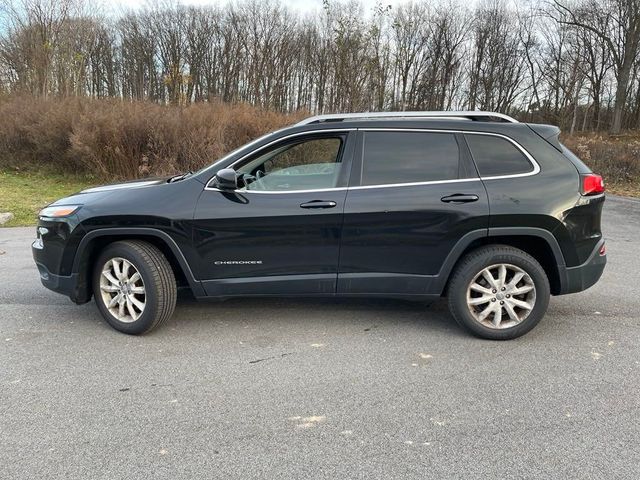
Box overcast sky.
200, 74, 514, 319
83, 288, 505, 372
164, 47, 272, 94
108, 0, 448, 15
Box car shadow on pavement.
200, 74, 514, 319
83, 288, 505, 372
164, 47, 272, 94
157, 294, 466, 338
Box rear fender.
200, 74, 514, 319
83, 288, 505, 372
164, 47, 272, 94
435, 227, 568, 295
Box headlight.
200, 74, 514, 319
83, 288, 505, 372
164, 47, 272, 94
39, 205, 81, 218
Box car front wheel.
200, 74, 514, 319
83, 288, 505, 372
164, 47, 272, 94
447, 245, 550, 340
92, 240, 177, 335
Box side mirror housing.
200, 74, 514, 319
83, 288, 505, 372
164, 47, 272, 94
213, 168, 238, 190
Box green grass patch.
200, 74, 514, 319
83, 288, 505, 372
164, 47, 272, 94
0, 170, 95, 227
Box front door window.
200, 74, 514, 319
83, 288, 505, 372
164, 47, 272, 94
236, 136, 343, 191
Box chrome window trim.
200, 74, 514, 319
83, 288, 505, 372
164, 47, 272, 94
208, 179, 482, 195
206, 178, 484, 195
203, 127, 540, 194
360, 128, 541, 181
229, 187, 349, 194
348, 178, 482, 191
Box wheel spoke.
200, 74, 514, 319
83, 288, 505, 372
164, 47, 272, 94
102, 270, 119, 286
468, 295, 493, 306
509, 298, 534, 310
128, 294, 145, 312
129, 272, 141, 284
478, 303, 496, 322
507, 272, 525, 289
108, 293, 121, 308
498, 264, 507, 288
493, 306, 503, 327
112, 259, 122, 280
504, 302, 519, 322
126, 298, 139, 320
130, 286, 145, 294
510, 284, 534, 295
100, 285, 119, 293
481, 269, 499, 289
470, 283, 492, 295
118, 300, 125, 318
121, 259, 131, 281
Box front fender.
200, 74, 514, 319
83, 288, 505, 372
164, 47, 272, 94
71, 227, 206, 302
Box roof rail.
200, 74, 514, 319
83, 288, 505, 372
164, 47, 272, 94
296, 111, 519, 126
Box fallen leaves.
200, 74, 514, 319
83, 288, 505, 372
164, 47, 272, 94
289, 415, 326, 429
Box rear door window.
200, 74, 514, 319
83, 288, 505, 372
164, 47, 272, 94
465, 134, 534, 177
361, 131, 461, 186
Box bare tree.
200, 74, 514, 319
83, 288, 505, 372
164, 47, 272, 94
548, 0, 640, 133
1, 0, 640, 133
0, 0, 79, 96
391, 2, 430, 110
467, 1, 527, 113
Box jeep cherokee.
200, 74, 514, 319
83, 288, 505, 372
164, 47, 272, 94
32, 111, 606, 340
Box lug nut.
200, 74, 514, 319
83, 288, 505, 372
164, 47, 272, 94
501, 287, 506, 291
491, 298, 496, 302
500, 301, 504, 305
506, 294, 510, 298
492, 289, 497, 293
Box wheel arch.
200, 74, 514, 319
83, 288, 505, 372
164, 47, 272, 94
71, 228, 204, 303
437, 227, 566, 296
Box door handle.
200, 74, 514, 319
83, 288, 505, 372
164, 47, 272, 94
300, 200, 337, 209
441, 194, 479, 204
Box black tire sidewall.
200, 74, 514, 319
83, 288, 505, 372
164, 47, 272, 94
449, 247, 550, 340
92, 243, 162, 335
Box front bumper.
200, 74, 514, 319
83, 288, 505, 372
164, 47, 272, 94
558, 239, 606, 295
33, 240, 86, 304
34, 258, 77, 296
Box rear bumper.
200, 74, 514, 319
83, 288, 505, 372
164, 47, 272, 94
558, 239, 606, 295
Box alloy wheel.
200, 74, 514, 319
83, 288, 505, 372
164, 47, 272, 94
466, 263, 536, 329
99, 257, 146, 323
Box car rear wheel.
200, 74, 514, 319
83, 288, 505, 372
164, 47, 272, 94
93, 240, 177, 335
447, 245, 550, 340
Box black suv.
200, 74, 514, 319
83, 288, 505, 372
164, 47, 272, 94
32, 111, 606, 339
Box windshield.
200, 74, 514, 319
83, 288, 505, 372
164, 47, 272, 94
194, 128, 289, 177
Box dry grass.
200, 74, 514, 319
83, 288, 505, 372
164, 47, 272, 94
563, 133, 640, 196
0, 96, 303, 180
0, 96, 638, 197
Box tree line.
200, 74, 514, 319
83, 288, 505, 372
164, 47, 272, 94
1, 0, 639, 134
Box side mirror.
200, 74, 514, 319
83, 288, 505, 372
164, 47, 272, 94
213, 168, 238, 190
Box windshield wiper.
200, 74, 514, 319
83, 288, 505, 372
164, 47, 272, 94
168, 171, 193, 183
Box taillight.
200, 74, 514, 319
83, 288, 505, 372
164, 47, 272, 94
580, 174, 605, 196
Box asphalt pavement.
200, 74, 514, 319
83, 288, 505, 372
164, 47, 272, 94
1, 195, 639, 479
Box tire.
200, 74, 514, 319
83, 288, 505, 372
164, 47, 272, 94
92, 240, 177, 335
447, 245, 550, 340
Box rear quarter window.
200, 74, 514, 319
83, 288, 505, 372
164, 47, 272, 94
465, 134, 534, 177
361, 131, 460, 186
